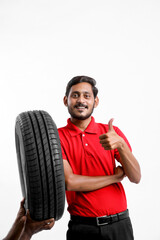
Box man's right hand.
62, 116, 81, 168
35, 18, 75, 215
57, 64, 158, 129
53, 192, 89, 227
114, 166, 126, 182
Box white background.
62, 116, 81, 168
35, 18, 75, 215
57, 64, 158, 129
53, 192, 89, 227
0, 0, 160, 239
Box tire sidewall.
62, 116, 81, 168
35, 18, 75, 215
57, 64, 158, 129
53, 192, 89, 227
15, 121, 29, 210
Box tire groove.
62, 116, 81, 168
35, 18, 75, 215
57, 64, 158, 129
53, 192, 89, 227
40, 111, 57, 218
34, 111, 50, 219
27, 112, 43, 219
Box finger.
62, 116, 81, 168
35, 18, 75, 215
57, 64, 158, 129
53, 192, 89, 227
20, 198, 25, 207
26, 209, 32, 220
99, 138, 108, 144
101, 142, 116, 150
43, 219, 55, 230
103, 146, 111, 150
108, 118, 114, 131
26, 209, 30, 216
42, 218, 55, 226
101, 143, 112, 150
99, 134, 107, 140
44, 218, 55, 225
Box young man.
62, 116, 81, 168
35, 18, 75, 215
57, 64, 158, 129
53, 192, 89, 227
58, 76, 141, 240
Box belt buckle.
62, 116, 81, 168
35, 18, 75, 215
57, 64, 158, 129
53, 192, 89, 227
96, 215, 109, 226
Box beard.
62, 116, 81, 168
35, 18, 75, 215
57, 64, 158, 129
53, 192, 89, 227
68, 102, 95, 120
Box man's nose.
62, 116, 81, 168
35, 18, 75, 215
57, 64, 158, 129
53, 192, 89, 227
77, 95, 85, 103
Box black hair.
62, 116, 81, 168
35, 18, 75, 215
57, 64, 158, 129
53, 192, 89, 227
65, 76, 98, 98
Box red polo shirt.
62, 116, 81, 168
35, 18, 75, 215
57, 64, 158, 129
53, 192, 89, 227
58, 117, 132, 217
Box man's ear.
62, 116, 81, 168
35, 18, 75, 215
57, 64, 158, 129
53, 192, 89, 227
94, 96, 99, 108
63, 96, 68, 107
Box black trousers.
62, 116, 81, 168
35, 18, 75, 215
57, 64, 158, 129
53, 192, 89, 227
67, 217, 134, 240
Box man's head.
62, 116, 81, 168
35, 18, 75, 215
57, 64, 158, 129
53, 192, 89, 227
65, 76, 98, 98
64, 76, 99, 121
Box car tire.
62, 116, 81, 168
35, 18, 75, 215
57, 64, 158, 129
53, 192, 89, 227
15, 110, 65, 221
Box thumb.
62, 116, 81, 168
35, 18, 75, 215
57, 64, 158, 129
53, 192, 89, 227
108, 118, 114, 131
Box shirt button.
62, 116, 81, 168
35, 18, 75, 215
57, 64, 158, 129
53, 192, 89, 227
85, 143, 88, 146
82, 134, 85, 137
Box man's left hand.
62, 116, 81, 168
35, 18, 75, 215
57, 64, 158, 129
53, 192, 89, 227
99, 118, 124, 150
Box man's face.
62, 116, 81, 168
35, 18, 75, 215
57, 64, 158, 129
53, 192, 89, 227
64, 82, 99, 120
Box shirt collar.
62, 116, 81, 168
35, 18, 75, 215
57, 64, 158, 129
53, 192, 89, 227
66, 117, 98, 137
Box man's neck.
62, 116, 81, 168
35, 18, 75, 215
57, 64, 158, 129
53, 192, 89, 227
70, 117, 92, 132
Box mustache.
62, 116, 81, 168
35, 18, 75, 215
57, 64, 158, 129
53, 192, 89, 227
74, 103, 88, 109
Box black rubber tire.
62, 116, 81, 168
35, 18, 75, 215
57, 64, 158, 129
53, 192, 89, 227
15, 110, 65, 221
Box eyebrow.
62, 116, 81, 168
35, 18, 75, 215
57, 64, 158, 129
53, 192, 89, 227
71, 91, 91, 94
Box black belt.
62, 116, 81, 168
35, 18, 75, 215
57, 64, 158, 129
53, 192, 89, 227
71, 209, 129, 226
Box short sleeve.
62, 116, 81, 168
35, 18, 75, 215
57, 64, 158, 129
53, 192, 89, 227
113, 126, 132, 161
59, 139, 68, 160
58, 128, 68, 160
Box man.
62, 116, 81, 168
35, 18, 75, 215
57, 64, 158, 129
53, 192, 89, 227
3, 199, 54, 240
58, 76, 141, 240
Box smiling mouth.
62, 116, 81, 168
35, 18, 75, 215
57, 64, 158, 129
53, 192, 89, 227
74, 105, 88, 110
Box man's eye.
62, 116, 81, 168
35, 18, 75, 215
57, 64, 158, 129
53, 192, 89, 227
85, 94, 90, 98
72, 94, 79, 98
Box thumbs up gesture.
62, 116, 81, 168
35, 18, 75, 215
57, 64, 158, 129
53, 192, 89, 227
99, 119, 124, 150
